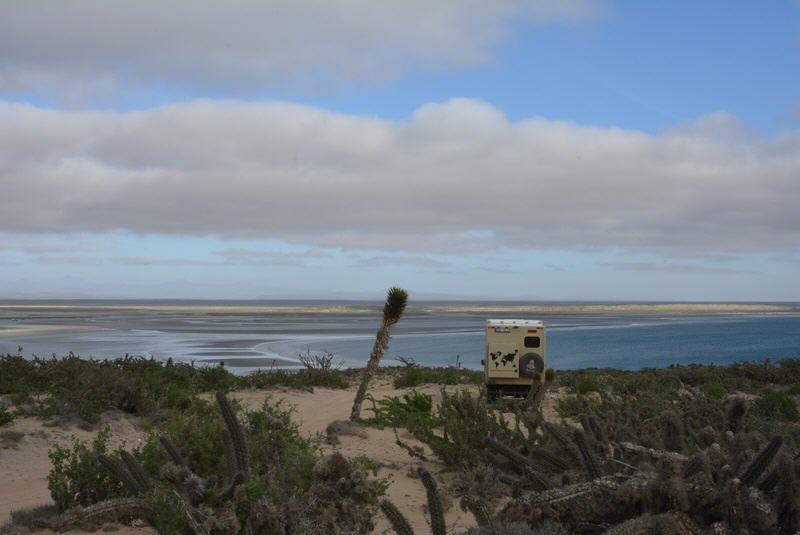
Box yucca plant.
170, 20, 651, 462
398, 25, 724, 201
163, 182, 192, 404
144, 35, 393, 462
350, 286, 408, 421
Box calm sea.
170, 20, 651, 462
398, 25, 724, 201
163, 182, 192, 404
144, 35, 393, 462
1, 300, 799, 371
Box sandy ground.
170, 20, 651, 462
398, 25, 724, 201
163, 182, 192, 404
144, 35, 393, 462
0, 413, 151, 535
0, 381, 560, 534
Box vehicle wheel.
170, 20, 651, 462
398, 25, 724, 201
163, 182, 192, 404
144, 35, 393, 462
487, 386, 499, 402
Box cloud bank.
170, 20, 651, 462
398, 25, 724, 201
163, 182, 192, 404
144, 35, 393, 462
1, 98, 798, 255
0, 0, 600, 100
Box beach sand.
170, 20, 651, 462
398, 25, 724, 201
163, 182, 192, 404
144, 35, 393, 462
1, 380, 561, 534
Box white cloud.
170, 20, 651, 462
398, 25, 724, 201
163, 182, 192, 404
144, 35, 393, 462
0, 0, 602, 100
1, 98, 799, 256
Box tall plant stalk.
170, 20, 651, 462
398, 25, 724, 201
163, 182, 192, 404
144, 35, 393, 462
350, 287, 408, 420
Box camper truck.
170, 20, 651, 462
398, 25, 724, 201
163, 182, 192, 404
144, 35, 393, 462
483, 319, 546, 400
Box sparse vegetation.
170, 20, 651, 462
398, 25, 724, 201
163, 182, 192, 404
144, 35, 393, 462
27, 393, 385, 534
5, 356, 800, 534
0, 350, 351, 425
392, 364, 482, 389
0, 404, 15, 426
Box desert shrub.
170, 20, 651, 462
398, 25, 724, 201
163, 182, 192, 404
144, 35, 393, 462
8, 504, 61, 531
576, 377, 599, 395
0, 404, 14, 426
754, 389, 799, 422
704, 383, 728, 400
366, 391, 437, 429
47, 427, 125, 511
240, 352, 350, 390
138, 397, 226, 478
0, 354, 237, 423
49, 393, 383, 534
392, 365, 483, 388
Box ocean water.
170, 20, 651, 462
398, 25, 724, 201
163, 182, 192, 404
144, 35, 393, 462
1, 301, 799, 371
269, 313, 800, 370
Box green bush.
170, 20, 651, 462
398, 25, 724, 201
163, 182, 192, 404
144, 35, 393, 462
47, 427, 125, 511
704, 383, 728, 400
392, 366, 483, 388
242, 368, 349, 390
46, 393, 383, 534
0, 405, 14, 426
366, 391, 436, 429
576, 378, 599, 395
753, 389, 799, 422
0, 354, 237, 423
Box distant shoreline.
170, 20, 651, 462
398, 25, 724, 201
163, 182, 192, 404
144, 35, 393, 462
0, 301, 797, 316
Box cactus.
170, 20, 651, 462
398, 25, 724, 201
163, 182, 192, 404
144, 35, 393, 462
159, 436, 186, 467
572, 429, 601, 480
51, 498, 153, 531
485, 438, 551, 490
684, 453, 705, 478
739, 436, 782, 487
96, 453, 143, 494
776, 455, 800, 534
726, 397, 748, 433
542, 422, 578, 462
661, 411, 686, 454
418, 467, 446, 535
758, 468, 780, 493
215, 391, 251, 479
529, 447, 569, 472
119, 450, 152, 493
350, 287, 408, 420
380, 499, 415, 535
586, 414, 608, 447
221, 427, 241, 484
460, 496, 494, 528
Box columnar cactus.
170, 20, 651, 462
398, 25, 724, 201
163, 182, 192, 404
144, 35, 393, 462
418, 467, 446, 535
215, 391, 251, 479
380, 499, 415, 535
159, 436, 186, 467
460, 495, 494, 528
572, 429, 601, 480
119, 450, 152, 493
739, 436, 782, 487
96, 454, 143, 495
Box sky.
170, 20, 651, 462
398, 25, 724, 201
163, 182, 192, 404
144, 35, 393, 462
1, 0, 799, 301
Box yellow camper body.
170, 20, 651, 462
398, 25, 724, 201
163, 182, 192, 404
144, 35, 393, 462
484, 319, 546, 400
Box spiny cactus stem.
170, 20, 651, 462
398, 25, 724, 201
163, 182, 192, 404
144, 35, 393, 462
53, 498, 153, 531
739, 436, 783, 487
159, 435, 186, 467
529, 446, 570, 472
96, 453, 142, 495
573, 429, 601, 480
219, 472, 244, 500
417, 468, 446, 535
460, 496, 494, 528
542, 422, 579, 462
215, 391, 251, 479
380, 499, 415, 535
119, 450, 152, 493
